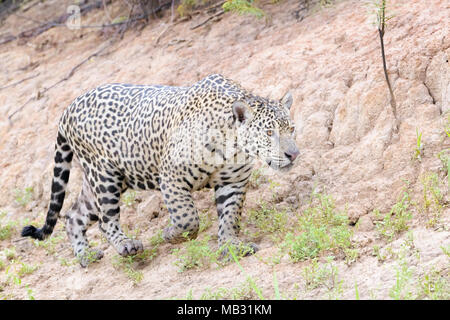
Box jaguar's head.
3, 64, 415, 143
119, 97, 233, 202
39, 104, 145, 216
233, 91, 300, 171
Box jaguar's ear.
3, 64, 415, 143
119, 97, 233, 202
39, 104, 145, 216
280, 91, 293, 110
232, 100, 254, 124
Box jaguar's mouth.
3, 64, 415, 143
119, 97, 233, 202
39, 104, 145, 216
266, 160, 294, 172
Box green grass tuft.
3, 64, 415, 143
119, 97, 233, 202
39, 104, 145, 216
281, 192, 355, 262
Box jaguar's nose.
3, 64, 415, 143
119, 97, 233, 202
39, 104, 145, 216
284, 149, 300, 162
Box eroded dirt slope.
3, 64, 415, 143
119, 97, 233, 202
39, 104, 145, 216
0, 0, 448, 299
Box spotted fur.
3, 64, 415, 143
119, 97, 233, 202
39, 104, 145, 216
21, 74, 299, 266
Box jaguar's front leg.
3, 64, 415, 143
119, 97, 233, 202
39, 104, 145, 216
215, 182, 258, 255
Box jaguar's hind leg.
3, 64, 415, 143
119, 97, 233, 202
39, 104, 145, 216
65, 178, 103, 267
84, 166, 144, 257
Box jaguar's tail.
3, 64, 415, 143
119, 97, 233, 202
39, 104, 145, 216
21, 132, 73, 240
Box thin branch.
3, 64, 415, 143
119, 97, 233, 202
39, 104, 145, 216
8, 40, 114, 122
0, 1, 173, 46
0, 73, 40, 91
377, 0, 397, 125
155, 23, 171, 44
190, 10, 225, 30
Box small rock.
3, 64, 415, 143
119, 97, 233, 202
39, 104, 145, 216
357, 215, 374, 232
137, 194, 161, 219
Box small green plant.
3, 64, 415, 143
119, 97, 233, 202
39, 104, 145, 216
121, 190, 137, 207
374, 192, 412, 241
371, 244, 396, 262
177, 0, 199, 17
354, 282, 360, 300
388, 241, 417, 300
420, 172, 445, 227
16, 262, 38, 277
343, 247, 359, 265
0, 220, 16, 240
199, 210, 213, 233
146, 230, 165, 261
437, 149, 450, 187
32, 234, 65, 256
249, 168, 265, 188
111, 15, 128, 24
122, 224, 141, 239
2, 247, 17, 261
413, 128, 424, 161
172, 236, 218, 272
112, 249, 154, 285
14, 187, 33, 207
245, 201, 289, 242
441, 244, 450, 258
59, 257, 77, 267
319, 0, 334, 7
5, 261, 38, 288
302, 256, 342, 295
222, 0, 266, 19
418, 269, 449, 300
389, 259, 414, 300
25, 285, 35, 300
272, 270, 281, 299
302, 258, 333, 290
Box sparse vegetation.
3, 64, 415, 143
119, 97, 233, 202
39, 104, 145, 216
437, 149, 450, 186
0, 0, 448, 302
420, 172, 445, 227
121, 190, 137, 207
418, 269, 449, 300
113, 231, 164, 285
14, 187, 33, 207
302, 257, 338, 290
172, 235, 218, 272
248, 168, 266, 188
374, 191, 412, 241
389, 253, 415, 300
112, 249, 152, 285
32, 233, 65, 256
2, 256, 39, 300
199, 209, 213, 233
245, 201, 290, 242
281, 192, 355, 262
0, 220, 16, 241
227, 244, 265, 299
2, 247, 17, 261
412, 128, 424, 161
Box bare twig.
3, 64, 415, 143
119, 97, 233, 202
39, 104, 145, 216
155, 23, 171, 44
0, 0, 173, 46
118, 2, 136, 39
0, 0, 110, 46
377, 0, 398, 126
171, 0, 175, 23
8, 40, 115, 122
0, 73, 40, 91
190, 10, 225, 30
103, 0, 113, 23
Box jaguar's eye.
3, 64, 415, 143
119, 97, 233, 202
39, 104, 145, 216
289, 126, 295, 134
267, 130, 273, 136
